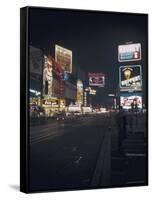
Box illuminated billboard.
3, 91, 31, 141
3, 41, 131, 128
119, 65, 142, 91
77, 79, 83, 105
120, 92, 142, 109
43, 56, 63, 98
88, 73, 105, 87
118, 43, 141, 62
55, 45, 72, 73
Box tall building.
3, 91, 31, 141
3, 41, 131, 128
29, 46, 43, 105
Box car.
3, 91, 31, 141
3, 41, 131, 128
56, 112, 66, 121
73, 111, 82, 116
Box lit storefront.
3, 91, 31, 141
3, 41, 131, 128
29, 89, 41, 105
42, 98, 58, 116
42, 98, 66, 116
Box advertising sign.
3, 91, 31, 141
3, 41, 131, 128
118, 43, 141, 62
43, 57, 53, 97
77, 79, 83, 105
55, 45, 72, 73
119, 65, 142, 91
120, 92, 142, 109
68, 105, 81, 112
43, 56, 64, 98
43, 99, 59, 107
88, 73, 105, 87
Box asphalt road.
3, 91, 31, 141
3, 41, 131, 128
29, 114, 112, 191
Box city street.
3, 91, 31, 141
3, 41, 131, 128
29, 112, 147, 191
19, 7, 148, 193
29, 114, 112, 191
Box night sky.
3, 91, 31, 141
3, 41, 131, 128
29, 7, 148, 106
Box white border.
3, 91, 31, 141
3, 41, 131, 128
0, 0, 151, 199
